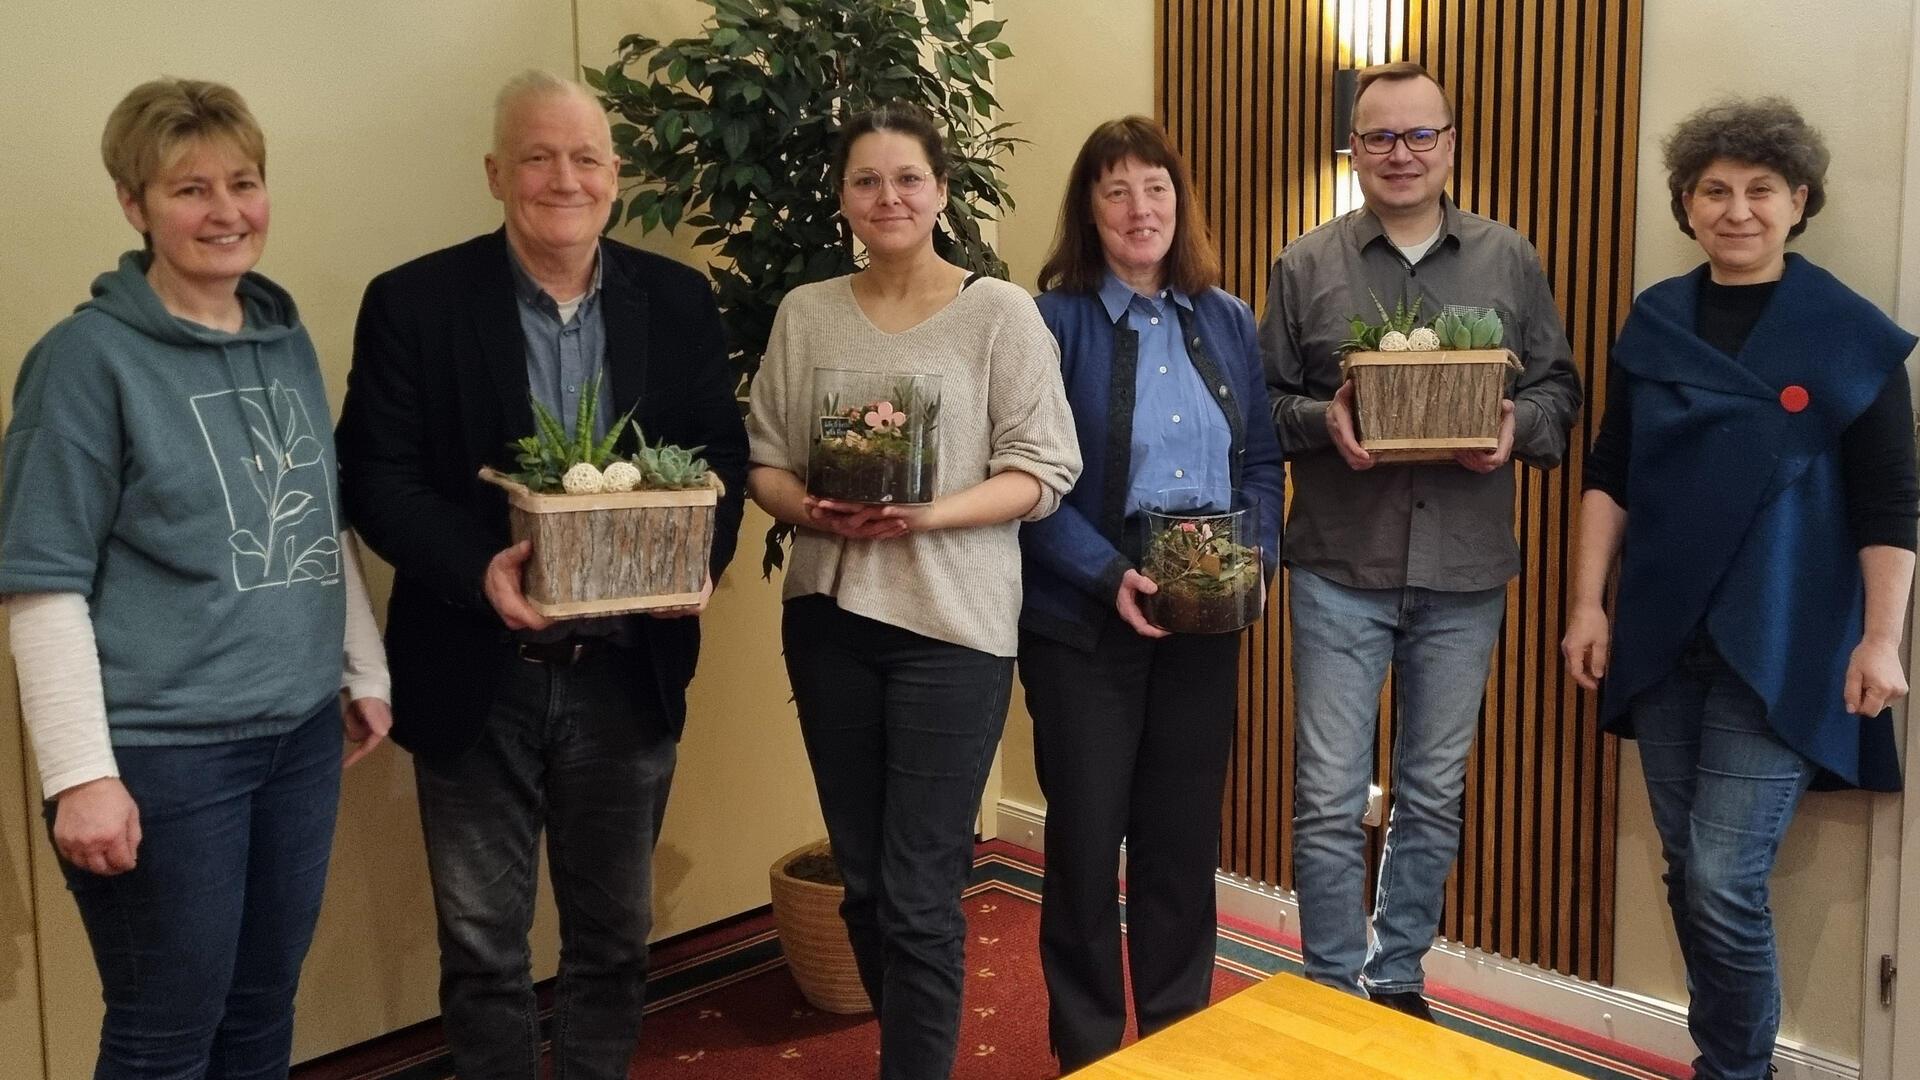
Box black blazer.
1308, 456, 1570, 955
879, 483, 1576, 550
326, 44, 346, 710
336, 229, 747, 762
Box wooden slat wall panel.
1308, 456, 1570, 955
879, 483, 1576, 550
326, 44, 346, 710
1157, 0, 1640, 984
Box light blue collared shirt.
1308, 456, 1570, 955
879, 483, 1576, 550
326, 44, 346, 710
507, 244, 612, 440
1100, 271, 1231, 515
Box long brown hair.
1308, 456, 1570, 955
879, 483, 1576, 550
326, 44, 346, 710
1036, 116, 1221, 296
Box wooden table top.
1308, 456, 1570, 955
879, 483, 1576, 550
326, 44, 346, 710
1070, 973, 1580, 1079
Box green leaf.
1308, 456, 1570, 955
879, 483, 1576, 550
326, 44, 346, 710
723, 120, 750, 160
967, 19, 1005, 42
984, 41, 1011, 60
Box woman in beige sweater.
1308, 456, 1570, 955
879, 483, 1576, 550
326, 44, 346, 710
746, 103, 1080, 1078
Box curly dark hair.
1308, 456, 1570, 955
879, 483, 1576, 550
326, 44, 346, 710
1663, 97, 1828, 239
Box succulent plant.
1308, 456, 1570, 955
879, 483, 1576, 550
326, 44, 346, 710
506, 372, 710, 494
630, 424, 713, 490
1337, 290, 1425, 353
1431, 308, 1504, 350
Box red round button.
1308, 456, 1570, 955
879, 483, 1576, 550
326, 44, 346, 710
1780, 385, 1809, 413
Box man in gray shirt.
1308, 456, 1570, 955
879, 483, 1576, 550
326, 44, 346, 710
1260, 61, 1581, 1017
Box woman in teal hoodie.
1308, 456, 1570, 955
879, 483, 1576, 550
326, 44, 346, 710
0, 79, 390, 1078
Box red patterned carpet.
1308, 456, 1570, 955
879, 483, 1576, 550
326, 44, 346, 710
629, 848, 1252, 1076
293, 840, 1684, 1079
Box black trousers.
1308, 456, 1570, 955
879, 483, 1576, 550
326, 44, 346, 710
1018, 614, 1239, 1072
783, 595, 1013, 1080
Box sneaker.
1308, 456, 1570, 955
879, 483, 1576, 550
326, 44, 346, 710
1371, 990, 1437, 1023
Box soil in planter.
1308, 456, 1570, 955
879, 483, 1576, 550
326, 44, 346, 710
807, 444, 936, 504
1144, 577, 1262, 634
785, 850, 844, 887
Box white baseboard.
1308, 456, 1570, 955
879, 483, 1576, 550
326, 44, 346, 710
993, 798, 1859, 1080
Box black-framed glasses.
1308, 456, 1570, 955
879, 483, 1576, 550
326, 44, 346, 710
1353, 125, 1453, 154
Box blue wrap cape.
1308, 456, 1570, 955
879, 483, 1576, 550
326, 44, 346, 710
1601, 255, 1914, 792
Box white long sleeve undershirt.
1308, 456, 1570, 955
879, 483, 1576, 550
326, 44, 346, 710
8, 530, 391, 799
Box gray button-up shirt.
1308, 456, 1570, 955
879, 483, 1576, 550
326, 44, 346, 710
1260, 199, 1583, 591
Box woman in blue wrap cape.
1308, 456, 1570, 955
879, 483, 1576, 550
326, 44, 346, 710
1562, 99, 1916, 1080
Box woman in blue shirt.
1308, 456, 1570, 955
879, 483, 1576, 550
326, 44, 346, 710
1018, 116, 1284, 1071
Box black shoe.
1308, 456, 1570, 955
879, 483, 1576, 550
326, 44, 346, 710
1371, 990, 1437, 1023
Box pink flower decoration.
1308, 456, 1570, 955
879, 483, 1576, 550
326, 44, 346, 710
1178, 521, 1198, 533
864, 401, 907, 431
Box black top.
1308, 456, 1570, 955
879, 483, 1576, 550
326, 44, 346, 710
1585, 277, 1917, 551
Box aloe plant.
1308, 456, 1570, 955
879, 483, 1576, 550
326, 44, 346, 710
505, 374, 709, 493
1337, 290, 1425, 353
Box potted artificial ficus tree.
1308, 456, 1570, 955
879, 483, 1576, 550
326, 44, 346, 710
479, 376, 722, 619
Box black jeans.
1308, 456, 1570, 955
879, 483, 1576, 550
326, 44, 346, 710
1019, 616, 1239, 1071
414, 643, 675, 1080
783, 595, 1013, 1080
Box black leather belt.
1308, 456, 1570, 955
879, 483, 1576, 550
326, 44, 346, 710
516, 639, 595, 665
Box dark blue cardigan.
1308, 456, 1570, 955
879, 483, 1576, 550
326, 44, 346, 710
1019, 286, 1286, 651
1602, 256, 1915, 791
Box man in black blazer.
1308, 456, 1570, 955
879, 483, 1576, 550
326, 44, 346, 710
335, 70, 745, 1079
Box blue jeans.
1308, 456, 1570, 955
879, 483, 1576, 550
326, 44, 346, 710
1288, 567, 1505, 995
51, 697, 341, 1080
414, 644, 676, 1080
783, 595, 1012, 1080
1633, 634, 1814, 1080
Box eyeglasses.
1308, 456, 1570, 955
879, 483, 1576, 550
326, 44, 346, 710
1352, 125, 1454, 155
845, 171, 935, 198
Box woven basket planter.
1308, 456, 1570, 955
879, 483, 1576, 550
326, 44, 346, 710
768, 840, 871, 1014
478, 467, 721, 619
1341, 348, 1521, 462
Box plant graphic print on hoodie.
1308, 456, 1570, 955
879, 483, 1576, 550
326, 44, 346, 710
0, 251, 346, 746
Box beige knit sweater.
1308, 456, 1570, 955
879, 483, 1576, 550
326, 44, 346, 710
746, 275, 1082, 657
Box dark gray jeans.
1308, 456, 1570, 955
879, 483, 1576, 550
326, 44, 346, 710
782, 594, 1012, 1080
414, 644, 675, 1080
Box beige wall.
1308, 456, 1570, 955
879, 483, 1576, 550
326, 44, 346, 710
1616, 0, 1917, 1058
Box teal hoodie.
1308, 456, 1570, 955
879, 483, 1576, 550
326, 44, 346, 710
0, 252, 345, 745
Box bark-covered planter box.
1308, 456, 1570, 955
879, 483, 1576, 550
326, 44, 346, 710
806, 369, 939, 504
1141, 499, 1264, 634
479, 467, 721, 619
1340, 348, 1520, 463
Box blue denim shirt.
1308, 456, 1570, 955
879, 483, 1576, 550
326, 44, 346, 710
507, 244, 611, 440
1099, 272, 1231, 515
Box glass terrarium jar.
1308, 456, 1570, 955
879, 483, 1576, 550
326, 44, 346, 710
806, 369, 940, 505
1139, 489, 1264, 634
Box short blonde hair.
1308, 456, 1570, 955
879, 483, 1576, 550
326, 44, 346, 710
102, 78, 265, 198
